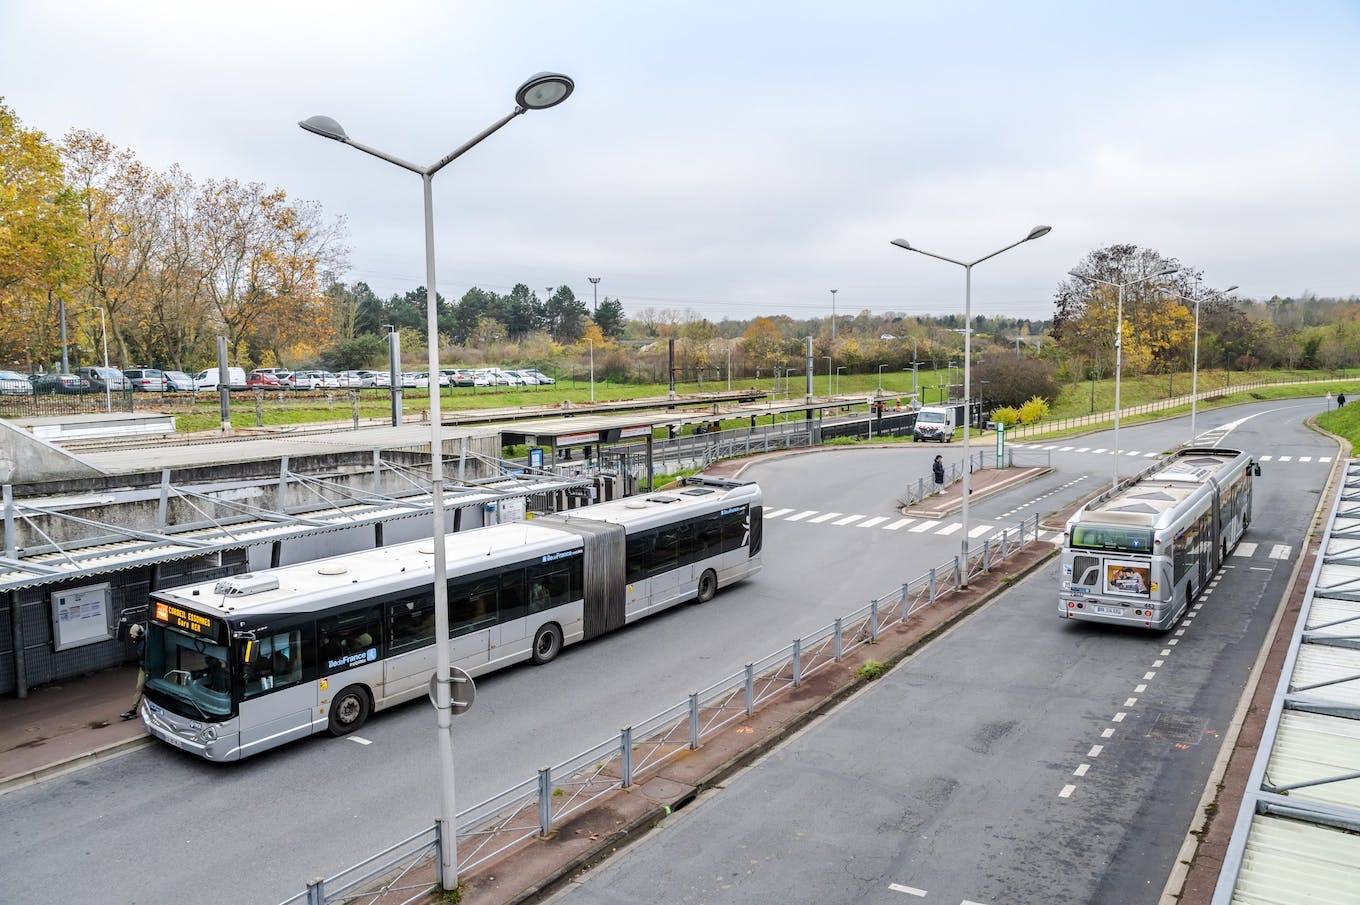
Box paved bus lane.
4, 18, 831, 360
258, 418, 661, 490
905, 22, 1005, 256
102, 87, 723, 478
544, 433, 1319, 904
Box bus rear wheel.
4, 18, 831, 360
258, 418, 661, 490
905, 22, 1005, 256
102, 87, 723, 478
697, 569, 718, 604
532, 623, 563, 665
328, 685, 370, 736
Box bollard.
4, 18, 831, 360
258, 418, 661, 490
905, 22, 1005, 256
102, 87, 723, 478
745, 664, 755, 715
983, 533, 991, 573
689, 693, 700, 749
538, 767, 553, 836
620, 727, 634, 788
791, 639, 802, 687
898, 582, 909, 623
870, 601, 879, 641
834, 617, 843, 661
928, 568, 937, 605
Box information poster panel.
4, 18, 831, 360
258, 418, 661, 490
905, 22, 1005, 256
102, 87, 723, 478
51, 583, 113, 651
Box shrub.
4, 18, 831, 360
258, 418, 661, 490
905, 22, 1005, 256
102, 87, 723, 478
857, 659, 886, 680
990, 406, 1022, 427
1019, 396, 1051, 424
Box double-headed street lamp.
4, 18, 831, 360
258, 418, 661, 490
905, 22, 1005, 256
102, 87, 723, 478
891, 225, 1051, 587
300, 71, 574, 891
1068, 265, 1179, 490
1169, 285, 1237, 441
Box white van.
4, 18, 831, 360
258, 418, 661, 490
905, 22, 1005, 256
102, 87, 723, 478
193, 367, 247, 391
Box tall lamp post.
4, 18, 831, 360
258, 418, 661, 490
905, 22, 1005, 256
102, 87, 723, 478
1172, 285, 1237, 442
87, 305, 111, 414
299, 71, 574, 891
588, 276, 600, 315
1068, 265, 1178, 490
877, 363, 888, 391
891, 225, 1051, 586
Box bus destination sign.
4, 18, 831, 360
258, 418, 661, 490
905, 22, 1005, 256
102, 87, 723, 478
153, 601, 219, 640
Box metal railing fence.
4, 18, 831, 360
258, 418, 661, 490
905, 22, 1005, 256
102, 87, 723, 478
278, 511, 1043, 905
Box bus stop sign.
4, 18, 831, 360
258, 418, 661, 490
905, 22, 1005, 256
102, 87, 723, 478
428, 666, 476, 715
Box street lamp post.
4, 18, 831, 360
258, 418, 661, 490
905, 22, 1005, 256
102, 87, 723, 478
877, 363, 888, 391
588, 276, 600, 315
588, 338, 595, 403
891, 225, 1051, 587
824, 356, 832, 398
88, 305, 111, 414
1068, 265, 1179, 490
835, 366, 846, 396
1176, 285, 1237, 442
299, 71, 574, 891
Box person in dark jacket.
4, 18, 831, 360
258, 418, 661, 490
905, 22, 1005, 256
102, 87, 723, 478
121, 623, 147, 721
932, 455, 946, 495
1339, 392, 1347, 408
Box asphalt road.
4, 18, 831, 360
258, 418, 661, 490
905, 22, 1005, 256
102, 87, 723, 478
0, 397, 1333, 905
543, 399, 1332, 905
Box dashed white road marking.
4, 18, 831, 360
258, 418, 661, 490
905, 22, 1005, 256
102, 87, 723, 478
936, 523, 962, 536
764, 507, 793, 518
858, 516, 889, 528
808, 512, 841, 524
909, 520, 940, 533
968, 524, 994, 537
1124, 698, 1138, 707
1101, 728, 1116, 738
888, 884, 927, 897
1300, 456, 1312, 462
1092, 447, 1107, 453
1144, 672, 1157, 680
1136, 684, 1148, 692
1278, 455, 1293, 462
1074, 763, 1090, 776
1113, 712, 1127, 722
1088, 744, 1104, 757
348, 736, 372, 745
885, 518, 913, 530
1259, 455, 1273, 461
1076, 447, 1090, 452
1153, 659, 1164, 667
1269, 544, 1291, 560
1169, 639, 1179, 645
785, 510, 816, 522
1060, 784, 1076, 798
833, 514, 864, 526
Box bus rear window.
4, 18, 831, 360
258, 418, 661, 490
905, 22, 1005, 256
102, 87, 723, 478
1070, 525, 1153, 553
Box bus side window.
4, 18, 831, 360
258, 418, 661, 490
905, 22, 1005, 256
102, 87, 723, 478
500, 568, 527, 623
449, 575, 497, 636
317, 607, 382, 676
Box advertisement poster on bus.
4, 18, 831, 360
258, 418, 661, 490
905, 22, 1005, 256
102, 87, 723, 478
1104, 560, 1152, 597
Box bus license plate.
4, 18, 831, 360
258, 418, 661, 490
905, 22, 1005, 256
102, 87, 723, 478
1094, 605, 1123, 615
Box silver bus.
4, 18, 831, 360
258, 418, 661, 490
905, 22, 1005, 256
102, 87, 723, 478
138, 477, 763, 760
1060, 447, 1259, 630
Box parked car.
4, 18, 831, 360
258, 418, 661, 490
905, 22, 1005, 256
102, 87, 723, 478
400, 372, 430, 388
74, 366, 131, 392
338, 370, 375, 388
441, 369, 472, 387
163, 370, 195, 392
246, 370, 283, 388
524, 369, 555, 385
365, 370, 392, 388
123, 368, 168, 392
30, 373, 91, 395
194, 367, 248, 391
0, 370, 33, 395
287, 369, 333, 390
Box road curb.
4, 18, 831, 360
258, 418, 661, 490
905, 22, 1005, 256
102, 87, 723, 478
0, 735, 154, 796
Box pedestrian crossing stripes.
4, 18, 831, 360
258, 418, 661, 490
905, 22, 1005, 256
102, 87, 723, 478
761, 506, 1292, 562
1009, 444, 1331, 464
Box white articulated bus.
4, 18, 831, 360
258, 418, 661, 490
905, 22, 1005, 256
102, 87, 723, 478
138, 477, 763, 760
1060, 447, 1259, 630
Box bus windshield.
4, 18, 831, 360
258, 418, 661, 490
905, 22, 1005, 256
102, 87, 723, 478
144, 624, 233, 720
1070, 525, 1153, 554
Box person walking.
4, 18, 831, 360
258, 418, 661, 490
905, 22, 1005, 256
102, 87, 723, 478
121, 623, 147, 721
1339, 392, 1347, 408
932, 454, 946, 496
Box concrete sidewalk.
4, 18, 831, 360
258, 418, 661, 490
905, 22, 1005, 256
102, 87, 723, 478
0, 663, 152, 792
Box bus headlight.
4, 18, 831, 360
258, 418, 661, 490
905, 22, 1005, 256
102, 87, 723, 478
198, 725, 218, 742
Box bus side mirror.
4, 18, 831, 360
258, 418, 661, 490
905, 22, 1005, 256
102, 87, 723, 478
1252, 463, 1262, 476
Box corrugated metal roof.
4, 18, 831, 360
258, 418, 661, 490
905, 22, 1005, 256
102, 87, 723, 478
1232, 814, 1360, 904
1214, 457, 1360, 904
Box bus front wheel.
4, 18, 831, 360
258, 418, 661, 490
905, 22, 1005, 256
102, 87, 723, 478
697, 569, 718, 604
532, 623, 563, 665
328, 685, 370, 736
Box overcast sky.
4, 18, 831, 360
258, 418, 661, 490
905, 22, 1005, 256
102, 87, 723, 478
3, 1, 1357, 323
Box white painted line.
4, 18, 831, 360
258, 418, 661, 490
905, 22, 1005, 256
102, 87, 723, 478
784, 510, 817, 522
1059, 446, 1074, 451
1153, 659, 1164, 667
1269, 544, 1291, 560
1088, 744, 1104, 757
1278, 455, 1293, 462
1321, 456, 1333, 463
1101, 728, 1116, 738
1124, 698, 1138, 707
936, 523, 962, 536
1074, 763, 1090, 777
962, 900, 989, 905
1126, 450, 1140, 456
884, 518, 913, 530
1113, 712, 1127, 722
888, 884, 927, 897
1092, 447, 1107, 453
1259, 455, 1273, 461
1136, 683, 1147, 692
808, 512, 841, 524
909, 520, 941, 533
833, 514, 865, 526
1076, 447, 1090, 452
1249, 566, 1272, 571
968, 523, 994, 537
1169, 639, 1179, 645
1043, 444, 1058, 450
858, 516, 889, 528
1060, 784, 1076, 798
1144, 672, 1156, 680
1175, 629, 1186, 636
1300, 456, 1312, 462
1142, 451, 1157, 457
348, 736, 372, 745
